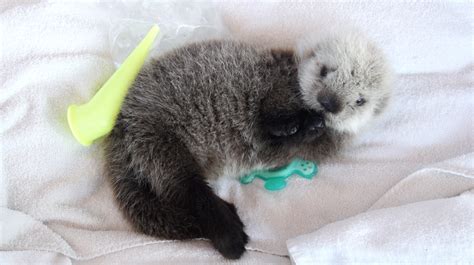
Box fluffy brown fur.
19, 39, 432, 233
105, 35, 391, 259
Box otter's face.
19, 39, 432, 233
298, 34, 392, 134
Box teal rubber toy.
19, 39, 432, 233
240, 158, 318, 191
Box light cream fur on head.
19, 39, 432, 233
297, 30, 392, 134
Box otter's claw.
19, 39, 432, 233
304, 113, 325, 137
272, 124, 299, 137
264, 112, 302, 138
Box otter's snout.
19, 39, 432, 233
317, 92, 342, 114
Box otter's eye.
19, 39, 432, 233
356, 98, 366, 106
320, 65, 328, 78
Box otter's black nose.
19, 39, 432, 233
317, 92, 342, 114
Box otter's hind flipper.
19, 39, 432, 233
106, 126, 248, 259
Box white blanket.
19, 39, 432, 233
1, 1, 473, 264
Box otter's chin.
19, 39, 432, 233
330, 122, 359, 135
326, 112, 373, 135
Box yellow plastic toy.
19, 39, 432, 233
67, 25, 160, 146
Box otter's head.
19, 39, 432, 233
297, 33, 392, 134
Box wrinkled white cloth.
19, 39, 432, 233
286, 161, 474, 264
1, 1, 473, 264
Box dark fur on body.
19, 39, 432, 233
104, 36, 393, 259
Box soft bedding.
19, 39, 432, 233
1, 1, 473, 264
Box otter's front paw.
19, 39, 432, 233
263, 111, 304, 138
304, 112, 325, 137
208, 200, 248, 259
269, 121, 300, 137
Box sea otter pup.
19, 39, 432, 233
105, 32, 392, 259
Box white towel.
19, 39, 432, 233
1, 1, 473, 264
286, 157, 474, 264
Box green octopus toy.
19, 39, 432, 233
240, 158, 318, 191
